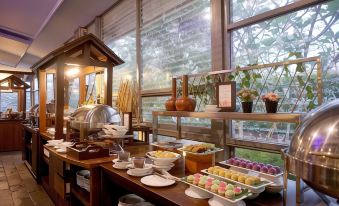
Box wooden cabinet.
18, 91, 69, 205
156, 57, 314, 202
0, 120, 23, 151
22, 124, 39, 179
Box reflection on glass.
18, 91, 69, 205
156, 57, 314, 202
68, 78, 80, 110
0, 92, 18, 112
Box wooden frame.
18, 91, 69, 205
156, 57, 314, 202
33, 34, 124, 139
216, 81, 236, 112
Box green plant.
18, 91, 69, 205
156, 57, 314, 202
237, 88, 259, 102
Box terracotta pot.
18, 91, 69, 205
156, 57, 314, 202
175, 75, 196, 111
265, 100, 279, 113
242, 102, 253, 113
165, 78, 177, 111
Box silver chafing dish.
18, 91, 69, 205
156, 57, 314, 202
69, 104, 121, 132
283, 99, 339, 204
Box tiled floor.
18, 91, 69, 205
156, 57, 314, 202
0, 151, 54, 206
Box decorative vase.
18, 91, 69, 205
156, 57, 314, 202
165, 78, 177, 111
241, 102, 253, 113
265, 100, 279, 113
175, 75, 196, 111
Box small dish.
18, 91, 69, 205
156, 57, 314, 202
56, 148, 66, 153
128, 164, 153, 175
113, 164, 128, 170
140, 175, 175, 187
152, 163, 175, 172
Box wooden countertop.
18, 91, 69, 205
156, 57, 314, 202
40, 131, 54, 141
100, 145, 329, 206
43, 145, 115, 169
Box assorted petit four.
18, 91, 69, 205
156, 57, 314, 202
226, 157, 282, 175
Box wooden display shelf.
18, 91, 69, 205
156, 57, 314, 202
153, 111, 304, 123
71, 186, 90, 206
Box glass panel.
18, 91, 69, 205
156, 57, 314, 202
230, 0, 299, 23
0, 92, 18, 112
231, 1, 339, 102
26, 92, 31, 111
68, 78, 80, 110
33, 77, 38, 90
85, 73, 96, 104
106, 33, 136, 102
33, 91, 39, 105
141, 0, 211, 90
46, 74, 54, 103
235, 148, 284, 168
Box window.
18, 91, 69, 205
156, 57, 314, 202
46, 74, 54, 103
102, 0, 137, 105
0, 92, 18, 112
141, 0, 211, 90
231, 1, 339, 102
32, 77, 39, 105
68, 78, 80, 110
230, 0, 299, 23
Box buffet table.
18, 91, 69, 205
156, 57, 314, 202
100, 145, 328, 206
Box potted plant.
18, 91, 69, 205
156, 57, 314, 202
237, 88, 258, 113
262, 92, 281, 113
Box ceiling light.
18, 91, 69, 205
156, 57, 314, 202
66, 63, 80, 66
66, 68, 80, 77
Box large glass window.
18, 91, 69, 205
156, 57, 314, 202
141, 0, 211, 90
46, 73, 54, 103
231, 1, 339, 101
0, 92, 18, 112
230, 0, 299, 23
68, 78, 80, 110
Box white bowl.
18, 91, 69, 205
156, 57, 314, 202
146, 152, 180, 166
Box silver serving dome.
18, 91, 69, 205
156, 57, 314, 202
69, 105, 121, 132
286, 99, 339, 198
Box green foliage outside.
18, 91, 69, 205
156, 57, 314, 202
235, 148, 284, 168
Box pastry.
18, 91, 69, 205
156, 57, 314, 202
218, 170, 225, 177
225, 190, 235, 198
226, 184, 234, 191
224, 171, 232, 179
193, 177, 200, 185
231, 174, 239, 181
205, 181, 212, 190
238, 175, 246, 183
212, 179, 220, 185
253, 177, 261, 185
207, 167, 214, 173
186, 175, 194, 183
218, 187, 226, 196
233, 187, 242, 195
213, 169, 220, 175
198, 179, 206, 188
219, 181, 227, 188
245, 177, 255, 186
211, 184, 219, 193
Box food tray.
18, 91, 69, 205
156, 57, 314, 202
66, 142, 109, 160
177, 147, 224, 155
219, 161, 283, 178
181, 178, 252, 203
201, 169, 272, 192
151, 141, 183, 149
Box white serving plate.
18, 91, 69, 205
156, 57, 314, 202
177, 147, 224, 155
201, 169, 272, 193
140, 175, 175, 187
219, 161, 283, 178
181, 180, 252, 204
146, 151, 180, 166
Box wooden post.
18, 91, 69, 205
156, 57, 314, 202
79, 74, 86, 105
39, 70, 47, 132
104, 66, 113, 106
55, 59, 65, 139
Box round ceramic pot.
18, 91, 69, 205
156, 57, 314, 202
265, 100, 279, 113
242, 102, 253, 113
165, 78, 177, 111
175, 75, 196, 111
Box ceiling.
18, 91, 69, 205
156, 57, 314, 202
0, 0, 117, 75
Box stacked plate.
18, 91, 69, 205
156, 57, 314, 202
146, 151, 180, 172
76, 170, 90, 192
113, 158, 132, 170
127, 164, 153, 177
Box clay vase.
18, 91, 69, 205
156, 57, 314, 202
165, 78, 177, 111
175, 75, 196, 111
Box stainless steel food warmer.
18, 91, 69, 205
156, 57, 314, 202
283, 99, 339, 205
69, 104, 121, 132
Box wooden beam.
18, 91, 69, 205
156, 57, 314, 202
79, 74, 86, 105
227, 0, 329, 31
0, 70, 33, 75
104, 67, 113, 106
55, 58, 65, 139
39, 70, 47, 132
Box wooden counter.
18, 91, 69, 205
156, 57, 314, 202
0, 119, 24, 151
100, 145, 329, 206
22, 124, 39, 179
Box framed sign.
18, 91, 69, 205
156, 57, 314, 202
216, 81, 236, 112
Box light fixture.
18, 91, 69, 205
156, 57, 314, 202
0, 89, 13, 93
65, 63, 80, 66
66, 68, 80, 77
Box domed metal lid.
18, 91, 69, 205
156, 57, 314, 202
288, 99, 339, 170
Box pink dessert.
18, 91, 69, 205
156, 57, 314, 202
253, 164, 261, 171
266, 164, 273, 169
227, 158, 234, 165
234, 160, 240, 166
240, 161, 247, 168
273, 166, 281, 174
193, 177, 200, 185
259, 163, 265, 167
219, 181, 227, 188
233, 187, 242, 195
194, 173, 201, 178
268, 167, 277, 175
260, 166, 269, 173
205, 181, 212, 190
207, 178, 214, 182
246, 163, 253, 169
